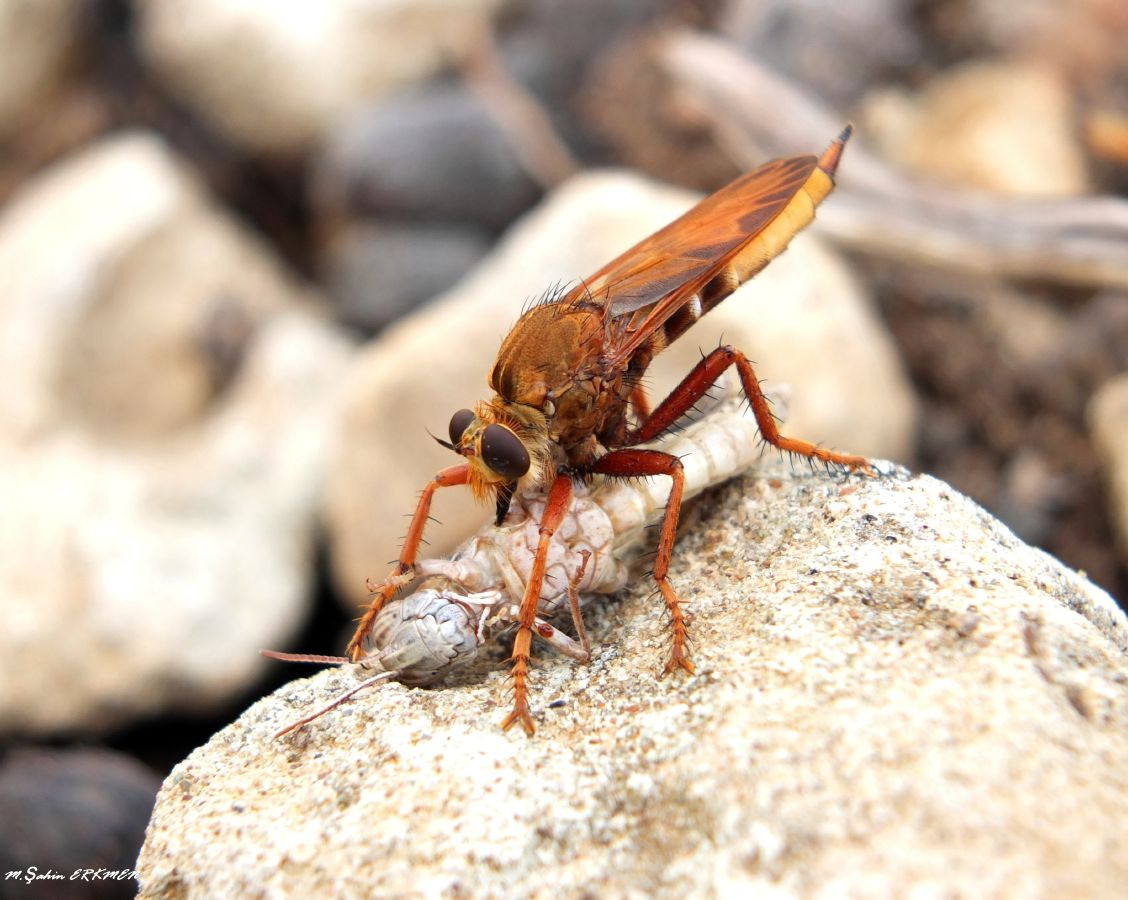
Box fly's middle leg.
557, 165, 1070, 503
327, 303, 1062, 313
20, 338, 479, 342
588, 449, 692, 676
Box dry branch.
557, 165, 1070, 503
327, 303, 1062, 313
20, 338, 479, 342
660, 30, 1128, 291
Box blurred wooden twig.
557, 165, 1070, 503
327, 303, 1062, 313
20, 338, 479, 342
660, 30, 1128, 291
459, 25, 579, 190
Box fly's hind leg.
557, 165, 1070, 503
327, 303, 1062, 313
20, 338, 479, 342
588, 449, 692, 675
628, 345, 873, 473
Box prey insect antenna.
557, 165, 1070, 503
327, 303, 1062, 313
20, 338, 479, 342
274, 670, 399, 739
261, 650, 351, 665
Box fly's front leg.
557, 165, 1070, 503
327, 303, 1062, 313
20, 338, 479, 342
345, 464, 470, 662
629, 345, 873, 473
501, 472, 574, 736
588, 449, 692, 675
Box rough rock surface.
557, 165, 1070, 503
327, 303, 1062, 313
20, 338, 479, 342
1090, 372, 1128, 560
324, 169, 917, 610
136, 0, 505, 153
139, 461, 1128, 898
0, 133, 355, 734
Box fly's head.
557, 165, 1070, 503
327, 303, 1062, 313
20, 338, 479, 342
436, 397, 554, 523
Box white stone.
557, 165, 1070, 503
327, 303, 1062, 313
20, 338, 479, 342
0, 133, 356, 734
136, 0, 505, 153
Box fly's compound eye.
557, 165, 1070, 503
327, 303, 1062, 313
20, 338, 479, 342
481, 424, 530, 479
448, 409, 475, 446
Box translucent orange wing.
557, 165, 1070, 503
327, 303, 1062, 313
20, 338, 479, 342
565, 128, 850, 368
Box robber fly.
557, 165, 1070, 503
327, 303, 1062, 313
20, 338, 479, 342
346, 126, 871, 734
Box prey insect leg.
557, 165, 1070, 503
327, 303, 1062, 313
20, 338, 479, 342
627, 345, 873, 473
500, 471, 574, 736
588, 449, 691, 675
533, 548, 593, 663
346, 463, 470, 661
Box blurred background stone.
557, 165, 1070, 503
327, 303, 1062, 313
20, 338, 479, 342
323, 169, 916, 611
0, 0, 81, 139
0, 746, 160, 899
322, 220, 492, 332
496, 0, 673, 157
0, 133, 355, 734
135, 0, 506, 154
312, 84, 542, 231
720, 0, 923, 108
1090, 373, 1128, 561
862, 60, 1090, 196
942, 0, 1128, 92
576, 32, 745, 192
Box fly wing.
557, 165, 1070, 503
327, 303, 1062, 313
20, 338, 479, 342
570, 127, 850, 369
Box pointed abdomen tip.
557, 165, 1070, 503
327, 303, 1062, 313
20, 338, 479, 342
818, 124, 854, 177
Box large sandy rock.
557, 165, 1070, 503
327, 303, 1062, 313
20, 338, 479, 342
139, 461, 1128, 897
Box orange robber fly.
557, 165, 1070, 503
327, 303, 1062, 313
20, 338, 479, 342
346, 126, 872, 735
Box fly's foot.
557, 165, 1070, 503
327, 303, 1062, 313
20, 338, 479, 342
662, 645, 695, 677
500, 700, 536, 737
501, 651, 536, 736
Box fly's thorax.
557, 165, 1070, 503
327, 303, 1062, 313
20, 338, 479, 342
489, 303, 604, 409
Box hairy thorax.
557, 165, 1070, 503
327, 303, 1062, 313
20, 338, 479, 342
488, 303, 632, 467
